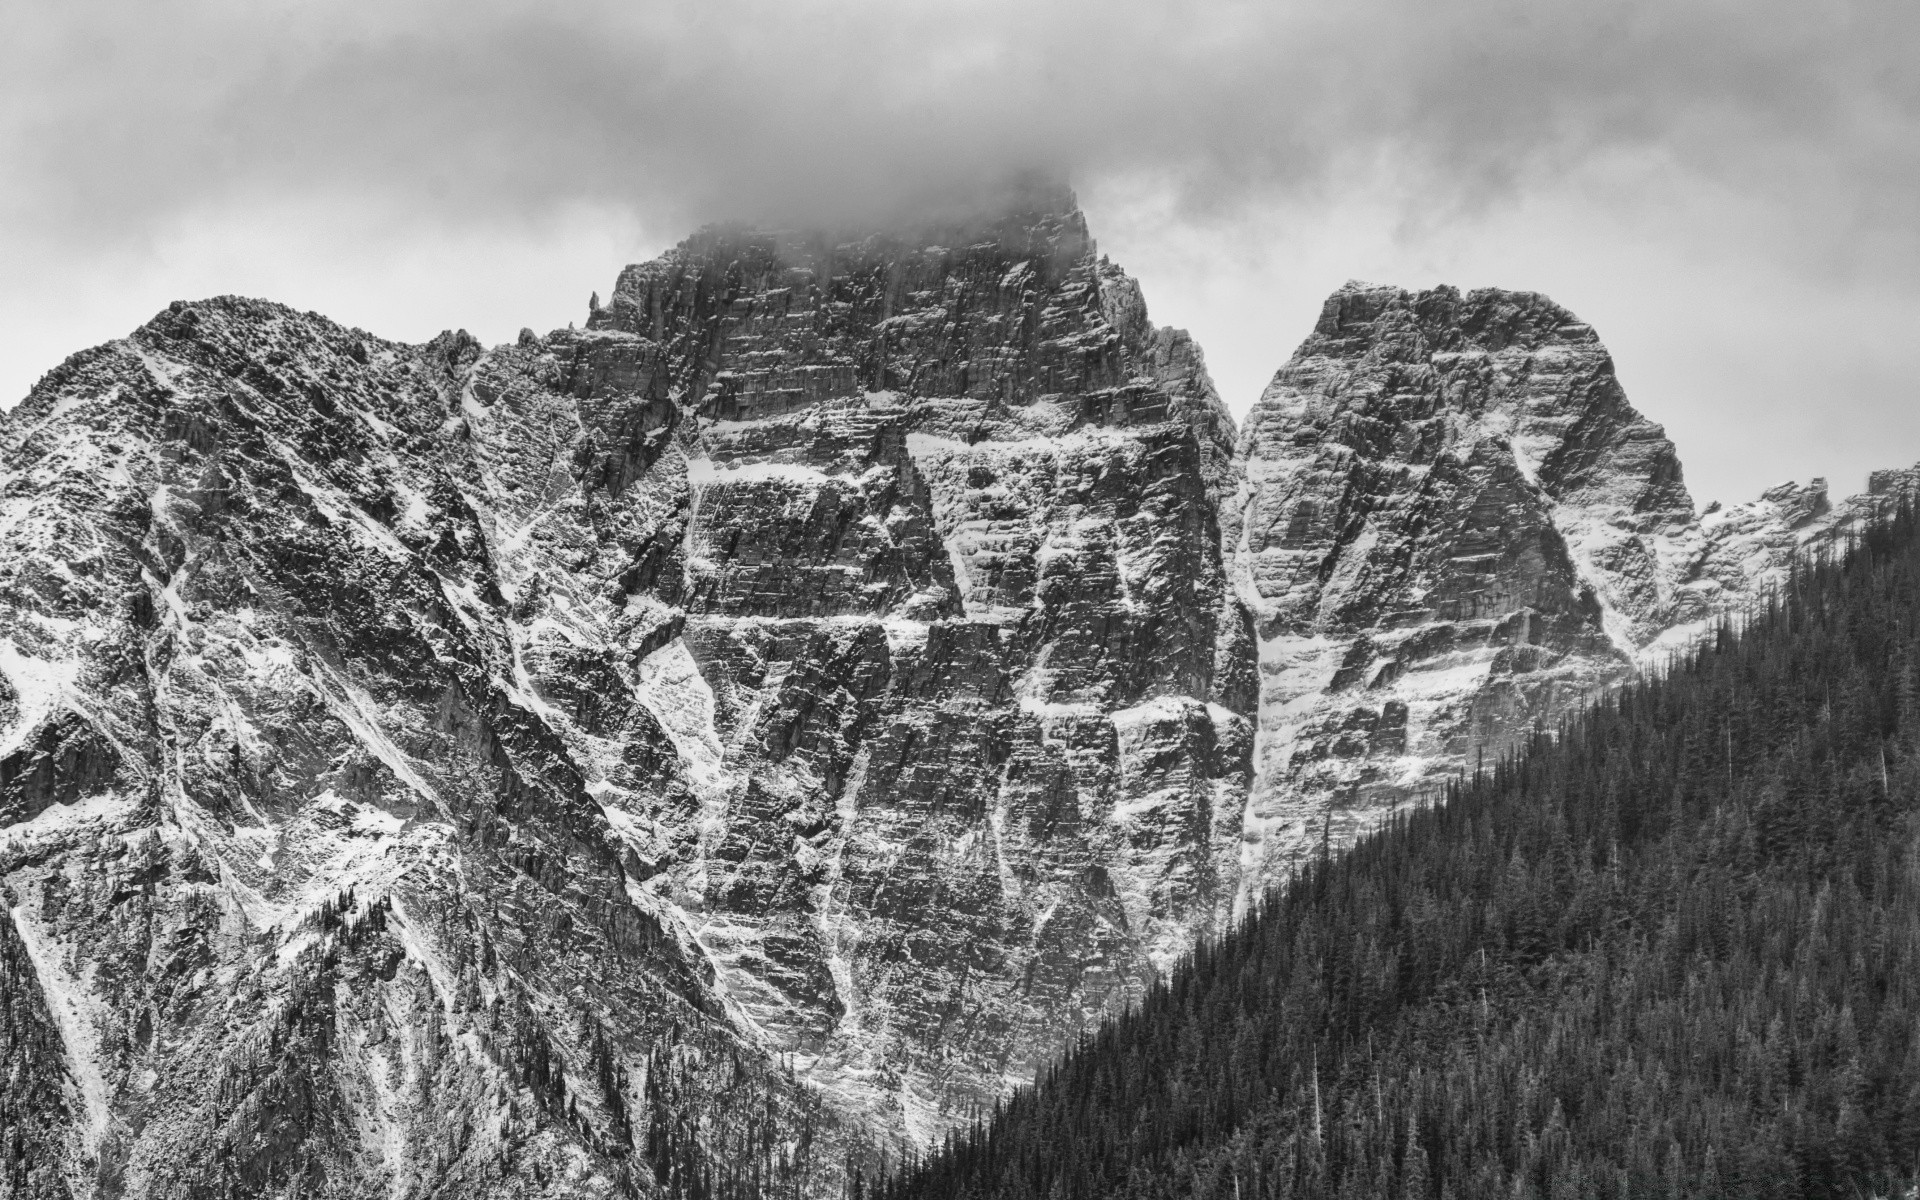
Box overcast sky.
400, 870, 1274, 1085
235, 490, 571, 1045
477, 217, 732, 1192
3, 0, 1916, 507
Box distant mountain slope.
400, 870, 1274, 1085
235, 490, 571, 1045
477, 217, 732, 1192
884, 510, 1920, 1200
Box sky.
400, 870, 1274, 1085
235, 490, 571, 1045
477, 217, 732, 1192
2, 0, 1916, 509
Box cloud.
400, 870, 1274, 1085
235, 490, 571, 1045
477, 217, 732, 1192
5, 0, 1915, 259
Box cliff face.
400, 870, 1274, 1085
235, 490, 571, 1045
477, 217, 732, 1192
567, 197, 1251, 1145
1222, 283, 1689, 889
1222, 281, 1919, 891
1, 204, 1910, 1198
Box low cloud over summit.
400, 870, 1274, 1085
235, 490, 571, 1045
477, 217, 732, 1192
5, 0, 1913, 250
4, 0, 1918, 503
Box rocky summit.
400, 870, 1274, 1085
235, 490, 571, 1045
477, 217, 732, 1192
0, 191, 1910, 1199
1222, 281, 1912, 895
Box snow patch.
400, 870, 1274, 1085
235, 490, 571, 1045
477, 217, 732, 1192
0, 792, 130, 850
880, 617, 930, 654
0, 641, 82, 758
686, 458, 834, 488
632, 638, 732, 796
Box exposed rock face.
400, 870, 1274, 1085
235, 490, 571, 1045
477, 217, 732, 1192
3, 206, 1913, 1199
0, 302, 828, 1200
0, 189, 1250, 1195
571, 198, 1248, 1146
1223, 283, 1685, 889
1221, 280, 1920, 891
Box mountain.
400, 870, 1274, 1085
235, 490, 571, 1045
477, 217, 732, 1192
0, 188, 1247, 1198
569, 194, 1250, 1150
0, 191, 1911, 1198
1, 302, 815, 1200
1224, 281, 1918, 894
880, 502, 1920, 1200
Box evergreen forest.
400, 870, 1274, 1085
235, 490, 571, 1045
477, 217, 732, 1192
875, 512, 1920, 1200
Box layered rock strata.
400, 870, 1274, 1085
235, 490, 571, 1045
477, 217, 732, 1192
572, 199, 1249, 1144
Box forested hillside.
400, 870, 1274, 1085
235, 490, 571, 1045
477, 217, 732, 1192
877, 512, 1920, 1200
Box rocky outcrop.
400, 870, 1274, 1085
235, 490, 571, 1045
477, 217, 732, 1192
1690, 466, 1920, 603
